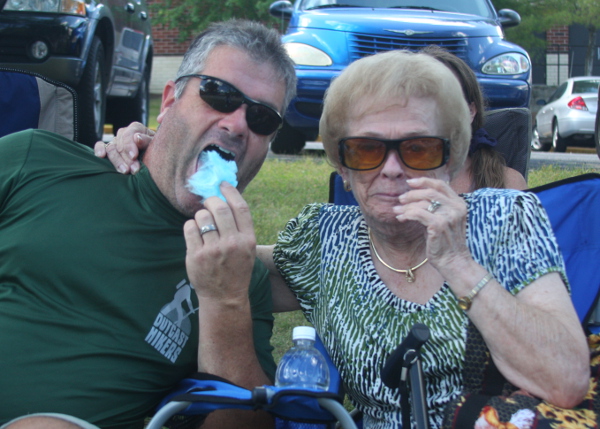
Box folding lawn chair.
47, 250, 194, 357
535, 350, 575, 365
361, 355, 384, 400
484, 107, 531, 181
528, 173, 600, 333
146, 335, 356, 429
0, 68, 78, 141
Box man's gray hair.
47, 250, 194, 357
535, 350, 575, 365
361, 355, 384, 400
174, 19, 297, 114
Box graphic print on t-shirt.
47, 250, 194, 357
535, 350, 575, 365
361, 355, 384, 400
145, 279, 198, 363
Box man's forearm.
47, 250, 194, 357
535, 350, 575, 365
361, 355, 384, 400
196, 296, 274, 429
197, 296, 271, 385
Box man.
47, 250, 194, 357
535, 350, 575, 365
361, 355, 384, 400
0, 19, 296, 429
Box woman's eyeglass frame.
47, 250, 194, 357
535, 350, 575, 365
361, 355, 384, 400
338, 136, 451, 171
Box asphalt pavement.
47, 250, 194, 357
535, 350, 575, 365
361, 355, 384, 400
528, 151, 600, 170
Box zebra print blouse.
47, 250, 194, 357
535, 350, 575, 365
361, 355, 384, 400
273, 188, 567, 429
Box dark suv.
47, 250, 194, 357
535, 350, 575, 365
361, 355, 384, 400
0, 0, 153, 146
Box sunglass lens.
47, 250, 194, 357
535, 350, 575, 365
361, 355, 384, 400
246, 105, 282, 136
344, 139, 387, 170
200, 78, 243, 113
400, 138, 444, 170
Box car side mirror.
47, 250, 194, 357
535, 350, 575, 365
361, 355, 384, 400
497, 9, 521, 28
270, 0, 293, 20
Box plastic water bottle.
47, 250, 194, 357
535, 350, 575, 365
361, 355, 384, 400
275, 326, 330, 390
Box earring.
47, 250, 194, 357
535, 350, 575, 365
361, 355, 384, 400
343, 180, 352, 192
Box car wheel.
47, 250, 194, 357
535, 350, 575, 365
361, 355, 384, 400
110, 65, 151, 134
270, 121, 306, 154
76, 37, 107, 147
531, 124, 551, 151
552, 121, 568, 152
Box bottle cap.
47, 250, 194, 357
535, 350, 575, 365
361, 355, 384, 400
292, 326, 316, 341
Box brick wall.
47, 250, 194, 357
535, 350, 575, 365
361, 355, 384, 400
544, 26, 570, 86
147, 1, 192, 94
546, 26, 569, 53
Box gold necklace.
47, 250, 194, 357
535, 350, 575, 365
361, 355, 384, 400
368, 228, 428, 283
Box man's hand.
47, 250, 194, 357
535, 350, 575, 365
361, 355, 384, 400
184, 182, 256, 302
93, 122, 154, 174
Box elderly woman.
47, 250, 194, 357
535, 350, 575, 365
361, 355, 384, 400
262, 50, 589, 428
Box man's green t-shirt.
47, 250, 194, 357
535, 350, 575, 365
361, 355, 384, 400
0, 130, 275, 428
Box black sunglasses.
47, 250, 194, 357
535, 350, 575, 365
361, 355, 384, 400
175, 74, 283, 136
339, 136, 451, 171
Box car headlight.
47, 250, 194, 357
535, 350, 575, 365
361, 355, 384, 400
4, 0, 86, 15
482, 53, 530, 75
284, 43, 333, 67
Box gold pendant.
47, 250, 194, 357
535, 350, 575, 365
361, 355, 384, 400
406, 269, 415, 283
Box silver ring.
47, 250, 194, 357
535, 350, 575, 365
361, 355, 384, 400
104, 142, 111, 150
200, 224, 218, 236
427, 200, 441, 213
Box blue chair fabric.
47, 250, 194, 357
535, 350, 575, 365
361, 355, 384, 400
528, 173, 600, 332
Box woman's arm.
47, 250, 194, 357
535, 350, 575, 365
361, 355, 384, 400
395, 177, 590, 408
467, 271, 590, 407
257, 245, 300, 312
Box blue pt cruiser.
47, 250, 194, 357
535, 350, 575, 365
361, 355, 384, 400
269, 0, 531, 154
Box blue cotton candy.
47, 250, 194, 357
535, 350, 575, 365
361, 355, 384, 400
187, 149, 238, 202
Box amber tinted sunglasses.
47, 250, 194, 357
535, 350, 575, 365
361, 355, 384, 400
338, 136, 450, 171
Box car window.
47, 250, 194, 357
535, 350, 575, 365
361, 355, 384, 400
572, 80, 600, 94
300, 0, 493, 17
548, 82, 568, 103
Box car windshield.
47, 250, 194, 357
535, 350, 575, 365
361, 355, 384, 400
572, 80, 600, 94
300, 0, 494, 18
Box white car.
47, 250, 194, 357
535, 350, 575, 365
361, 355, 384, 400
532, 76, 600, 152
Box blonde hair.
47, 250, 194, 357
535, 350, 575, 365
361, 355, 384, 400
320, 50, 471, 178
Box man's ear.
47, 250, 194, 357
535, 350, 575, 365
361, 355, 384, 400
157, 80, 177, 124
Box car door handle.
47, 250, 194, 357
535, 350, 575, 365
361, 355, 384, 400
126, 2, 135, 13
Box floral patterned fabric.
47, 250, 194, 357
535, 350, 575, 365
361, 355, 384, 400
442, 329, 600, 429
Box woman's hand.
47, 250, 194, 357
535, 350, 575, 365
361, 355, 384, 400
94, 122, 154, 174
393, 176, 471, 273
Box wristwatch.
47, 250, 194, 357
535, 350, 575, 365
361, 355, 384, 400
458, 273, 493, 311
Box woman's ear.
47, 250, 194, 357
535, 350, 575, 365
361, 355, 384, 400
339, 168, 352, 192
469, 102, 477, 124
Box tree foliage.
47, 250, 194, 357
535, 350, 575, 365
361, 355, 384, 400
149, 0, 280, 42
492, 0, 600, 74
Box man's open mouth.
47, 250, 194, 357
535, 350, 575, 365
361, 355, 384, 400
202, 144, 235, 162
